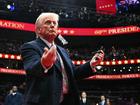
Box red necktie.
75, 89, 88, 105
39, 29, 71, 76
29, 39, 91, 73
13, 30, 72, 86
57, 51, 69, 102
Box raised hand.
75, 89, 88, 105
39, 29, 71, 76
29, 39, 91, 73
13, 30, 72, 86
41, 45, 57, 69
90, 50, 104, 67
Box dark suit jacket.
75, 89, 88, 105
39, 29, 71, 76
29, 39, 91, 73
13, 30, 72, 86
80, 98, 91, 105
21, 38, 94, 105
98, 101, 107, 105
4, 92, 24, 105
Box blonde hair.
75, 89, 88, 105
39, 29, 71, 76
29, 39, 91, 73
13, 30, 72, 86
35, 12, 59, 30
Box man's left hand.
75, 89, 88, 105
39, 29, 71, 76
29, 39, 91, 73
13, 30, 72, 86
90, 50, 104, 67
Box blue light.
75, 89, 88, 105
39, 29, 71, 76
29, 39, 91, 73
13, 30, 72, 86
7, 4, 15, 11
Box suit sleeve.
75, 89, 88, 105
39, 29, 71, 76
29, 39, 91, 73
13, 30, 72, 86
20, 43, 45, 77
4, 95, 10, 105
73, 61, 94, 80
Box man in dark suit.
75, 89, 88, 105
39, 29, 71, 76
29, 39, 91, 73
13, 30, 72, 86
80, 91, 91, 105
20, 12, 104, 105
98, 95, 107, 105
4, 86, 24, 105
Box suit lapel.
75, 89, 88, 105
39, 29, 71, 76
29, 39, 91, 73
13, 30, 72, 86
36, 38, 69, 75
36, 38, 49, 50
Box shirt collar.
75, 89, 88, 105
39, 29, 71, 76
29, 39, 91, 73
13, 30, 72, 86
40, 37, 55, 48
102, 100, 105, 104
12, 92, 16, 95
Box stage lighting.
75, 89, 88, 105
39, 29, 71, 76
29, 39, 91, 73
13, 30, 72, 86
96, 66, 102, 70
7, 3, 15, 11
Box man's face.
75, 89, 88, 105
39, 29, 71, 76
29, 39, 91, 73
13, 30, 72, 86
101, 96, 105, 101
38, 15, 58, 41
81, 92, 87, 98
12, 86, 17, 92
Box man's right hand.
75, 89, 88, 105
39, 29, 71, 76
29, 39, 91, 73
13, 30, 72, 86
41, 45, 57, 69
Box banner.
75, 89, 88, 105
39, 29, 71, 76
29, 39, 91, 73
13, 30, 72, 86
0, 68, 140, 80
88, 74, 140, 80
0, 19, 35, 32
0, 19, 139, 36
0, 68, 26, 75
